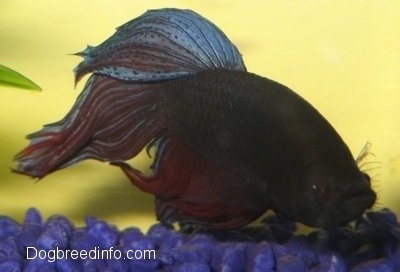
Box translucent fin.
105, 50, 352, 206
74, 8, 246, 83
14, 75, 164, 178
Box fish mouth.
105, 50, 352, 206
315, 189, 377, 229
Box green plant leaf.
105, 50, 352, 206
0, 64, 41, 91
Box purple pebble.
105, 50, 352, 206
120, 233, 159, 270
169, 244, 212, 264
120, 228, 144, 245
80, 258, 106, 271
104, 256, 129, 272
147, 223, 173, 240
70, 228, 94, 251
127, 257, 159, 271
0, 207, 398, 271
85, 217, 118, 249
350, 258, 395, 272
35, 216, 73, 250
16, 224, 42, 250
0, 259, 22, 272
0, 217, 20, 240
286, 236, 318, 266
171, 262, 210, 272
23, 208, 42, 225
23, 258, 56, 272
147, 224, 183, 250
312, 253, 346, 272
0, 238, 21, 261
121, 233, 156, 252
156, 251, 175, 266
159, 231, 183, 250
367, 209, 398, 226
276, 255, 306, 272
56, 258, 81, 272
215, 243, 247, 272
246, 242, 274, 272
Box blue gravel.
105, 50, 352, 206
0, 208, 399, 271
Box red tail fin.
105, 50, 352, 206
14, 75, 164, 178
14, 8, 245, 179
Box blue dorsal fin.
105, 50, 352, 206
74, 8, 246, 83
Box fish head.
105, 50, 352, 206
271, 163, 376, 228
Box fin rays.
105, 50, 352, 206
74, 9, 245, 83
14, 75, 164, 177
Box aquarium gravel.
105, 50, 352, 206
0, 208, 399, 271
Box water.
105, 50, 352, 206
0, 1, 399, 230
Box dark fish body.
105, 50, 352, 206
154, 70, 375, 228
14, 9, 376, 229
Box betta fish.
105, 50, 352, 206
14, 8, 376, 229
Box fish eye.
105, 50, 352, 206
312, 184, 323, 199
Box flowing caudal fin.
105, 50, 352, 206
14, 75, 164, 178
14, 8, 245, 178
74, 8, 245, 84
114, 137, 268, 229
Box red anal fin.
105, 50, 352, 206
111, 137, 195, 197
114, 136, 269, 229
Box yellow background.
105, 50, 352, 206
1, 1, 399, 231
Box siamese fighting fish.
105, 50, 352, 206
14, 9, 376, 229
